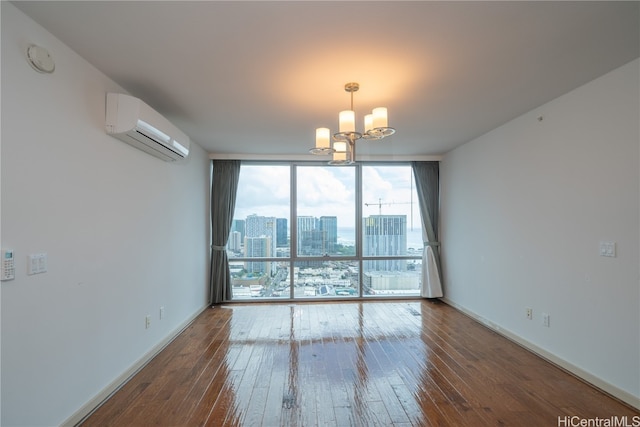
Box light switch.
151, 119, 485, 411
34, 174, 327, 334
38, 253, 47, 273
27, 253, 48, 275
28, 255, 38, 275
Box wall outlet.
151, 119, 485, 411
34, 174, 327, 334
145, 315, 151, 329
542, 313, 550, 327
526, 308, 533, 320
160, 306, 165, 320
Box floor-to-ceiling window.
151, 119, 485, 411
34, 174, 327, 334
228, 162, 422, 300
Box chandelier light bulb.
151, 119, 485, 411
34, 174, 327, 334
372, 107, 388, 129
333, 141, 347, 153
330, 140, 354, 164
310, 127, 334, 154
339, 110, 355, 133
316, 127, 330, 149
333, 149, 346, 163
333, 151, 346, 162
364, 114, 373, 133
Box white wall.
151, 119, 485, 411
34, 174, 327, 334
440, 58, 639, 407
1, 4, 211, 426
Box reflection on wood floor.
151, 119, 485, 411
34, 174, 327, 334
81, 301, 638, 426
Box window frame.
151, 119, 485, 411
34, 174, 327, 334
229, 160, 422, 300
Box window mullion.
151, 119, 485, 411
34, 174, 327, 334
290, 163, 297, 299
356, 163, 363, 296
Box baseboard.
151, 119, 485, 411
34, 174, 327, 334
61, 304, 209, 427
441, 297, 640, 411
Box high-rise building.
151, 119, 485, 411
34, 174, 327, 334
229, 230, 242, 252
276, 218, 288, 248
246, 214, 277, 256
297, 216, 317, 255
296, 216, 338, 256
244, 236, 272, 275
231, 219, 245, 242
363, 215, 407, 271
318, 216, 337, 254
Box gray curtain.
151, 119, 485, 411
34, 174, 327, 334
209, 160, 241, 305
411, 161, 443, 298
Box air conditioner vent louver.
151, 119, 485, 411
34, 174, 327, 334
105, 93, 190, 162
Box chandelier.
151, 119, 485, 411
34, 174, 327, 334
309, 82, 395, 165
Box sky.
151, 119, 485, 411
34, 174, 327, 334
233, 163, 423, 233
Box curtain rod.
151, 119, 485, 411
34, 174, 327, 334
208, 153, 443, 161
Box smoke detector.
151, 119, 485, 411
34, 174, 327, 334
26, 44, 55, 74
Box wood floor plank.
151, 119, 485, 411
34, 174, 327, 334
81, 301, 639, 426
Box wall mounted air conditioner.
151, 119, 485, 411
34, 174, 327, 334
105, 93, 190, 162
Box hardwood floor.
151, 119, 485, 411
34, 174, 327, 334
81, 301, 639, 426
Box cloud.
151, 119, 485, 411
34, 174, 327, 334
233, 164, 421, 229
234, 165, 290, 220
362, 165, 416, 217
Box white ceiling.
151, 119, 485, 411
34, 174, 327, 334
13, 1, 640, 158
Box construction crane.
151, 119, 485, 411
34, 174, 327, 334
364, 198, 415, 229
364, 198, 412, 215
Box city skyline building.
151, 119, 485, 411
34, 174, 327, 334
297, 216, 317, 255
318, 216, 338, 254
244, 236, 272, 275
229, 230, 242, 252
246, 214, 277, 257
231, 219, 245, 241
363, 215, 407, 271
276, 218, 288, 247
